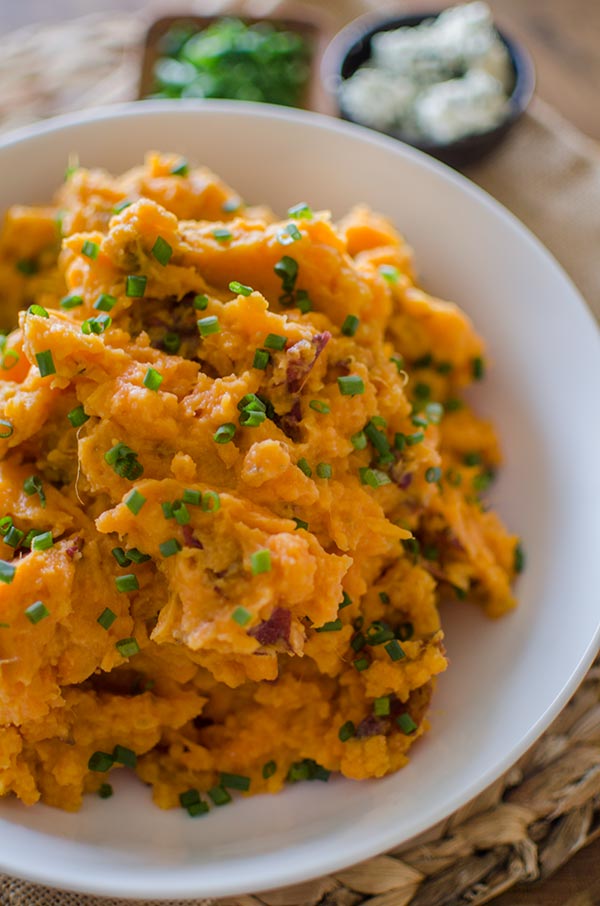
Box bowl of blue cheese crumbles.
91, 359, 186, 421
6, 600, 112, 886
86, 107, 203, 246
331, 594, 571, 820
322, 2, 534, 167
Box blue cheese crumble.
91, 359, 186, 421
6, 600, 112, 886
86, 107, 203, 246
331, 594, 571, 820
340, 2, 512, 143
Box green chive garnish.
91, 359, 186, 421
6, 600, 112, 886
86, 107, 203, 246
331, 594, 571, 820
159, 538, 181, 558
81, 240, 99, 260
379, 592, 390, 604
264, 333, 287, 351
28, 304, 48, 317
183, 489, 202, 506
351, 430, 367, 450
425, 467, 442, 483
228, 281, 253, 296
277, 223, 302, 245
397, 622, 414, 640
262, 760, 277, 779
115, 637, 140, 658
445, 398, 463, 411
97, 608, 117, 630
274, 256, 298, 292
253, 348, 270, 369
98, 783, 114, 799
514, 542, 525, 574
390, 354, 404, 373
113, 198, 133, 213
472, 356, 485, 380
397, 713, 418, 734
67, 405, 89, 428
197, 316, 220, 337
94, 293, 117, 312
212, 228, 232, 242
338, 721, 355, 742
179, 789, 200, 808
424, 402, 444, 424
337, 375, 365, 396
214, 423, 236, 444
374, 696, 391, 716
170, 159, 189, 176
309, 400, 330, 414
288, 202, 313, 219
0, 561, 16, 584
17, 259, 38, 276
143, 367, 163, 391
402, 538, 420, 558
23, 475, 46, 508
354, 657, 369, 671
88, 751, 114, 772
112, 547, 129, 567
151, 236, 173, 266
126, 275, 147, 298
193, 294, 209, 310
25, 601, 49, 624
316, 619, 342, 633
82, 314, 111, 335
201, 491, 220, 512
297, 458, 312, 477
341, 315, 359, 337
316, 463, 332, 479
379, 264, 399, 283
232, 606, 252, 626
127, 548, 151, 564
31, 531, 53, 552
295, 289, 312, 313
171, 501, 190, 526
414, 382, 431, 401
208, 786, 232, 806
385, 639, 405, 661
222, 196, 241, 213
164, 331, 181, 354
115, 574, 139, 593
359, 468, 391, 488
406, 432, 424, 446
113, 745, 137, 768
4, 526, 23, 548
250, 549, 271, 575
463, 452, 482, 466
293, 517, 308, 530
124, 489, 146, 515
220, 772, 250, 792
351, 632, 366, 652
35, 350, 55, 377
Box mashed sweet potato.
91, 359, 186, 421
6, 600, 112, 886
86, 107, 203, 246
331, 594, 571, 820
0, 153, 520, 813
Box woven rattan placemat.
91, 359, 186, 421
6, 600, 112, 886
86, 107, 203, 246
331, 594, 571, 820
0, 4, 599, 905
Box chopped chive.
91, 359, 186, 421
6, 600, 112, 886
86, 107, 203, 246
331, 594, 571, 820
124, 489, 146, 515
232, 606, 252, 626
316, 462, 332, 479
351, 430, 367, 450
437, 361, 453, 375
397, 713, 418, 734
212, 228, 232, 242
25, 600, 49, 624
425, 467, 442, 483
0, 561, 16, 584
161, 499, 174, 518
81, 240, 99, 260
366, 621, 395, 645
115, 574, 139, 593
374, 696, 391, 717
239, 409, 266, 427
113, 745, 137, 768
445, 398, 464, 411
164, 332, 181, 355
88, 751, 114, 772
159, 538, 181, 558
97, 607, 117, 630
277, 223, 302, 245
197, 315, 220, 337
23, 475, 46, 508
208, 786, 232, 806
262, 760, 277, 779
0, 517, 13, 536
222, 196, 242, 213
214, 423, 236, 444
385, 639, 406, 661
413, 354, 432, 368
412, 415, 428, 428
4, 526, 24, 548
143, 367, 163, 392
423, 545, 439, 561
402, 538, 420, 558
354, 657, 369, 671
338, 721, 355, 742
179, 789, 200, 808
82, 314, 111, 335
228, 280, 253, 296
17, 259, 38, 276
297, 458, 312, 477
183, 489, 202, 506
463, 452, 482, 466
201, 491, 220, 512
253, 348, 270, 369
340, 591, 353, 609
98, 783, 114, 799
316, 619, 342, 633
0, 349, 19, 371
309, 400, 330, 414
414, 382, 431, 401
151, 236, 173, 266
472, 356, 485, 380
27, 304, 48, 317
351, 632, 366, 652
365, 420, 392, 460
67, 405, 89, 428
424, 402, 444, 424
113, 198, 133, 213
35, 350, 56, 378
170, 159, 189, 176
274, 256, 298, 292
172, 501, 190, 526
264, 333, 287, 351
359, 467, 391, 488
237, 393, 266, 412
193, 294, 209, 311
473, 470, 495, 493
251, 549, 271, 575
220, 772, 250, 792
287, 202, 313, 219
406, 432, 424, 446
379, 591, 390, 604
293, 517, 309, 531
127, 548, 151, 564
94, 293, 117, 312
0, 420, 13, 439
187, 800, 210, 817
390, 354, 404, 373
295, 289, 312, 313
341, 314, 360, 337
31, 531, 53, 552
379, 264, 399, 283
514, 542, 525, 574
397, 622, 414, 641
115, 637, 140, 658
126, 275, 147, 298
337, 375, 365, 396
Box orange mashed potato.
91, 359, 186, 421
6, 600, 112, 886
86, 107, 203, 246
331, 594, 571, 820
0, 153, 520, 813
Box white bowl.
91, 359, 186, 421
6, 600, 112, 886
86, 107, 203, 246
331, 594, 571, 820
0, 101, 598, 901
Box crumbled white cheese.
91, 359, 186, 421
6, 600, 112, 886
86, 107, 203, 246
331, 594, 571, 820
339, 1, 512, 144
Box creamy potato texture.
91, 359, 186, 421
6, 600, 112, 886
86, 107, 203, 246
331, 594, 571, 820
0, 154, 519, 812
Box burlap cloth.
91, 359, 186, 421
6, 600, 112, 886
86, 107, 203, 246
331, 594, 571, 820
0, 4, 599, 905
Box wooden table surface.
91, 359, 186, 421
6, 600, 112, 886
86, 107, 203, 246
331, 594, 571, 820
1, 1, 599, 904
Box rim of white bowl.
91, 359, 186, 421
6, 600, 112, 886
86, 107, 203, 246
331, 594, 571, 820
0, 99, 598, 900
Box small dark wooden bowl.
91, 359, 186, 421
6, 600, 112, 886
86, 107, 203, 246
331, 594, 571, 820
321, 11, 535, 169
